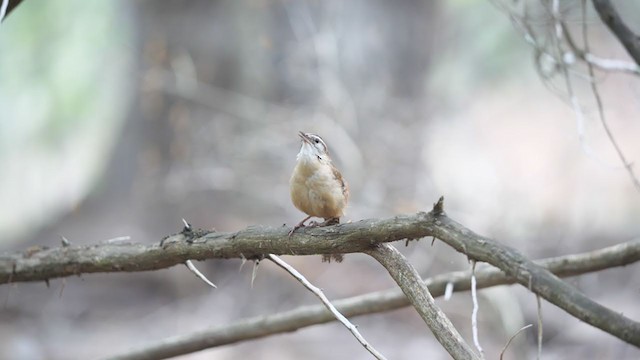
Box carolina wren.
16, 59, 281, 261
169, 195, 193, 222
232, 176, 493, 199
289, 132, 349, 251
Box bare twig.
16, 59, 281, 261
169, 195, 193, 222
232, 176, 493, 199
106, 239, 640, 360
582, 0, 640, 193
547, 0, 593, 160
470, 261, 484, 358
267, 254, 387, 360
499, 324, 533, 360
444, 281, 454, 301
536, 295, 543, 360
492, 1, 640, 189
584, 54, 640, 75
366, 244, 479, 360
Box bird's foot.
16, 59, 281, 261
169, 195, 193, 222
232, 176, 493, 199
288, 217, 339, 237
288, 216, 312, 237
320, 217, 340, 226
287, 223, 304, 237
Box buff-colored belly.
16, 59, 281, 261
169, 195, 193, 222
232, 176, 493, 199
290, 163, 347, 219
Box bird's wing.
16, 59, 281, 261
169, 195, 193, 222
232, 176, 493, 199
331, 164, 349, 202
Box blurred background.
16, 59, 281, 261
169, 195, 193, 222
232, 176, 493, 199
1, 0, 639, 359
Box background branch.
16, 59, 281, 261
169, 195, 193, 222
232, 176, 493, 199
0, 213, 438, 284
108, 238, 640, 360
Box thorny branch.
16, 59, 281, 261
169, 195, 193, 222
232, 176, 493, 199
108, 237, 640, 360
5, 198, 640, 350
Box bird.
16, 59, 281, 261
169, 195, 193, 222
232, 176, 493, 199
289, 132, 349, 260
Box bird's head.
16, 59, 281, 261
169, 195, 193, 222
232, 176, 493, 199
297, 131, 329, 161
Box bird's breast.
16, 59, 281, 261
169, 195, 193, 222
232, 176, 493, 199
290, 160, 348, 219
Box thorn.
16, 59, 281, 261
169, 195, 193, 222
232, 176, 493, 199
181, 218, 193, 234
105, 236, 131, 244
251, 260, 260, 288
185, 260, 217, 288
60, 236, 71, 247
444, 282, 454, 301
239, 254, 247, 272
59, 279, 66, 298
432, 196, 445, 215
159, 236, 169, 248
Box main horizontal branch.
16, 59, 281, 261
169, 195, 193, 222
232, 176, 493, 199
0, 210, 447, 284
3, 198, 640, 347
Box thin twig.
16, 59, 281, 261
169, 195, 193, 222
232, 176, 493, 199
58, 278, 66, 298
267, 254, 387, 360
444, 282, 454, 301
582, 0, 640, 193
584, 54, 640, 75
536, 295, 543, 360
470, 261, 484, 358
106, 238, 640, 360
548, 0, 593, 160
499, 324, 533, 360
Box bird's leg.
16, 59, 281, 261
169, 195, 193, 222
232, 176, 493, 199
288, 215, 312, 237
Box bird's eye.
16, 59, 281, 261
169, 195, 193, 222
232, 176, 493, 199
314, 139, 320, 144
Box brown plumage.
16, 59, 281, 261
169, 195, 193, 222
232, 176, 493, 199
289, 132, 349, 261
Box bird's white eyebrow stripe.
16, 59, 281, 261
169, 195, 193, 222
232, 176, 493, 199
309, 135, 327, 150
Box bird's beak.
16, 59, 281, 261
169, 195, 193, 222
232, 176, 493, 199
299, 131, 312, 144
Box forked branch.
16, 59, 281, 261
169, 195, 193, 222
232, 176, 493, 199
366, 244, 479, 360
108, 238, 640, 360
3, 198, 640, 348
